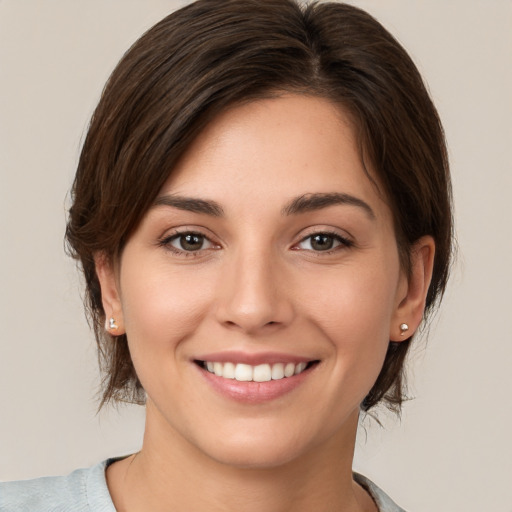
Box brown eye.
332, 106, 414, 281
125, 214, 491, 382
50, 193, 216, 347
310, 234, 335, 251
169, 232, 212, 252
297, 232, 351, 252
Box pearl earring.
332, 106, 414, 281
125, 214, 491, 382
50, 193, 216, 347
399, 323, 409, 336
107, 317, 119, 331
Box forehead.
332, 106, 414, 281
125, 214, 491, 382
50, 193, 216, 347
161, 94, 390, 221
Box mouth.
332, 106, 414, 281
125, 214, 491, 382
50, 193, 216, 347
195, 360, 319, 382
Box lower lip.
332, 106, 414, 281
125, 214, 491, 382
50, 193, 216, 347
196, 364, 315, 404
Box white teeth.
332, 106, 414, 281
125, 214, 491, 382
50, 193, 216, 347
235, 363, 253, 381
284, 362, 295, 377
203, 361, 310, 381
213, 362, 223, 377
271, 363, 284, 380
223, 362, 236, 379
253, 364, 272, 382
294, 362, 307, 375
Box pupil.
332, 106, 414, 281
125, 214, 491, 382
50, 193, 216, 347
311, 234, 333, 251
181, 234, 203, 251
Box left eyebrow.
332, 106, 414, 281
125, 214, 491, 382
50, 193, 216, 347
282, 193, 376, 220
153, 194, 225, 217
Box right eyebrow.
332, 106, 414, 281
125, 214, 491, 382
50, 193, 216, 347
282, 192, 376, 220
153, 195, 225, 217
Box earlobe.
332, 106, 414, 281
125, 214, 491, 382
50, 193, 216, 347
390, 236, 435, 341
94, 252, 125, 335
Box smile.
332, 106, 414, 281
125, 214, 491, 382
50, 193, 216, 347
200, 361, 310, 382
195, 356, 320, 403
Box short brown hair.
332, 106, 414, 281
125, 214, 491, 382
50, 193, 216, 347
66, 0, 453, 412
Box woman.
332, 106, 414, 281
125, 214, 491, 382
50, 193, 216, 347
0, 1, 452, 511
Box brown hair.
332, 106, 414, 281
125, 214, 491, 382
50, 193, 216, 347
66, 0, 453, 412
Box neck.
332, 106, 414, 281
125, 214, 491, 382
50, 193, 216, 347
107, 403, 375, 512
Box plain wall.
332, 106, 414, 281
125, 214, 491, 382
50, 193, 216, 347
1, 1, 511, 511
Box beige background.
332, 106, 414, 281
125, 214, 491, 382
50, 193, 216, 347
1, 1, 511, 511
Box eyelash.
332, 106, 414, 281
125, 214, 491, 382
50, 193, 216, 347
158, 230, 218, 257
158, 229, 353, 257
294, 230, 354, 254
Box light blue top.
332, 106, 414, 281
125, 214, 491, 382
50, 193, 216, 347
0, 460, 406, 511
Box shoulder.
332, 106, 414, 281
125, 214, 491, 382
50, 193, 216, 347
0, 460, 116, 512
354, 473, 408, 512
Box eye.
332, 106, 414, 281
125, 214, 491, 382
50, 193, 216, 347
297, 232, 351, 252
165, 232, 215, 252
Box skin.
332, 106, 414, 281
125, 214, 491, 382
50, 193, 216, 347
96, 95, 434, 512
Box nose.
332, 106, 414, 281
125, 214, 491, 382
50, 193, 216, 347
215, 247, 295, 335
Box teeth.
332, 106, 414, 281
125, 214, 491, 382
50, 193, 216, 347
294, 362, 307, 375
271, 363, 284, 380
203, 361, 310, 381
253, 364, 272, 382
235, 363, 253, 381
223, 362, 236, 379
213, 362, 223, 377
284, 362, 295, 377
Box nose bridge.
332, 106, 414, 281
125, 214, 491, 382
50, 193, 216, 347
216, 242, 293, 333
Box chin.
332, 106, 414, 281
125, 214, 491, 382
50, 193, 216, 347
190, 419, 330, 471
205, 439, 307, 470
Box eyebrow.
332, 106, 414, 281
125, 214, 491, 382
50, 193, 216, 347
153, 192, 375, 220
153, 195, 224, 217
282, 193, 375, 220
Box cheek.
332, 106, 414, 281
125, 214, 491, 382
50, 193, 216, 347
118, 262, 220, 404
299, 259, 400, 337
119, 262, 215, 354
297, 259, 400, 395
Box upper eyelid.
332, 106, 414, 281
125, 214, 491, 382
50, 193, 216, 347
293, 228, 355, 252
162, 231, 217, 247
163, 229, 209, 239
159, 226, 219, 242
157, 226, 354, 249
297, 232, 352, 247
159, 231, 219, 257
295, 226, 354, 243
299, 231, 349, 241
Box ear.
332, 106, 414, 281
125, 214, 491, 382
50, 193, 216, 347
94, 252, 125, 335
390, 236, 435, 341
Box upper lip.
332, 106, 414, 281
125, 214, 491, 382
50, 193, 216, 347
194, 351, 316, 366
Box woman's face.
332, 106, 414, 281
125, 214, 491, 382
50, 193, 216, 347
99, 95, 417, 468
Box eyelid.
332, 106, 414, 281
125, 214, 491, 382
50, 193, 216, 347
292, 228, 354, 252
169, 232, 214, 250
157, 225, 354, 256
157, 227, 221, 256
158, 225, 219, 243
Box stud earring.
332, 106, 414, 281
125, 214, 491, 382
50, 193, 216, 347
107, 317, 119, 332
399, 323, 409, 336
